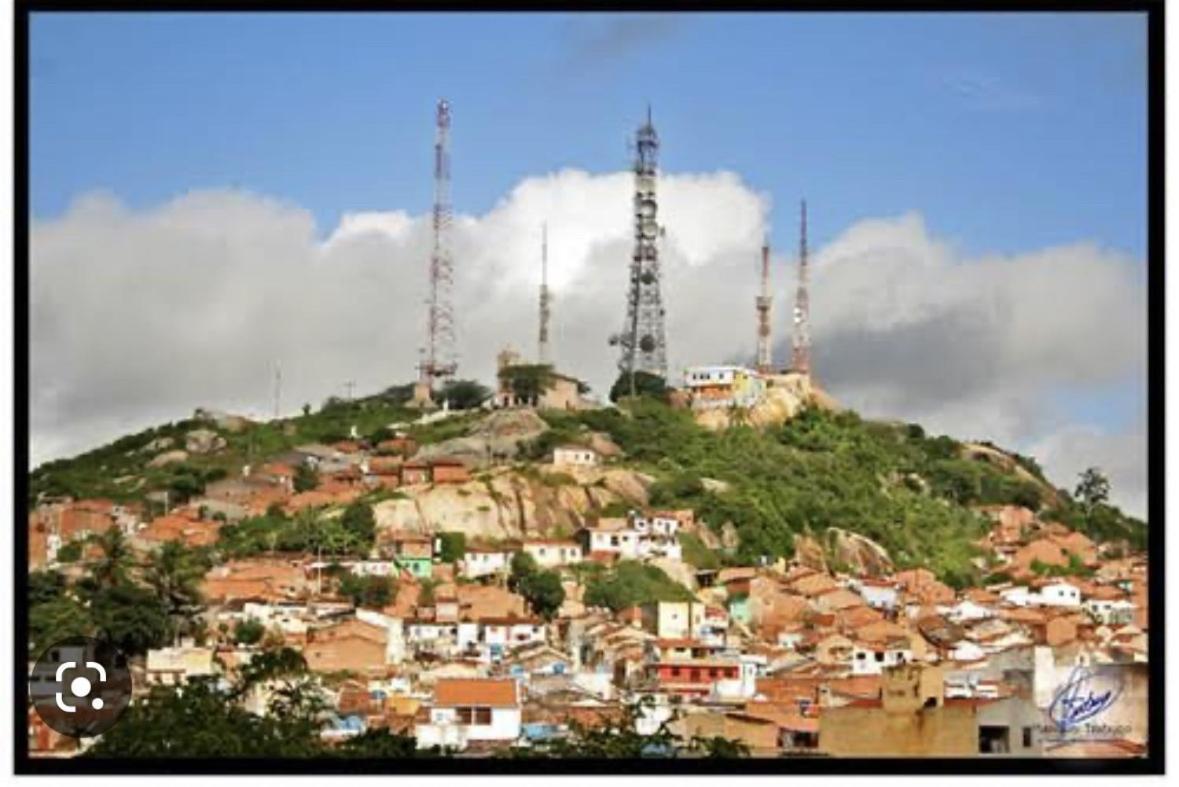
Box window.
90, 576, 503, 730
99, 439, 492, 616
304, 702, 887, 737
456, 707, 475, 724
671, 667, 681, 677
1022, 727, 1033, 748
875, 652, 884, 662
475, 707, 492, 725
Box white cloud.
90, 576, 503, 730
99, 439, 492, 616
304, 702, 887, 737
30, 174, 1147, 516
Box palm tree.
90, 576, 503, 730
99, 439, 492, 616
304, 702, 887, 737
92, 527, 133, 589
144, 541, 210, 644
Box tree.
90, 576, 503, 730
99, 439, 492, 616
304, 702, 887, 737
1075, 467, 1110, 514
339, 502, 376, 554
436, 532, 466, 563
441, 379, 491, 410
234, 617, 266, 646
90, 527, 133, 590
520, 570, 565, 620
338, 573, 397, 609
293, 462, 319, 493
90, 583, 172, 655
498, 364, 555, 404
143, 541, 210, 643
609, 370, 668, 403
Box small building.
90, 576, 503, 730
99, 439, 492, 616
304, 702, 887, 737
461, 547, 511, 579
144, 646, 216, 687
385, 532, 434, 579
683, 365, 767, 410
303, 618, 389, 675
552, 445, 599, 469
522, 539, 583, 569
493, 347, 588, 411
415, 678, 523, 750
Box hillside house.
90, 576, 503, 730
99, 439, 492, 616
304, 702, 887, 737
461, 547, 511, 579
415, 678, 523, 750
552, 445, 599, 469
522, 539, 583, 569
683, 365, 767, 410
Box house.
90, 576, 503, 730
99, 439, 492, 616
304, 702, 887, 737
431, 458, 471, 485
461, 546, 511, 579
1035, 580, 1082, 608
144, 646, 216, 687
850, 639, 914, 675
552, 445, 600, 469
493, 347, 588, 411
304, 618, 390, 675
641, 601, 706, 640
579, 510, 682, 562
415, 678, 522, 750
682, 365, 767, 410
522, 539, 583, 569
848, 578, 899, 611
383, 531, 434, 579
580, 518, 640, 560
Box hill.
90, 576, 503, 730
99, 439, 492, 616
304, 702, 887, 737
27, 388, 1146, 588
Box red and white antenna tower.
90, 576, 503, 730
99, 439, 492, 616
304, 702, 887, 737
419, 98, 457, 388
755, 237, 773, 374
538, 223, 552, 365
791, 200, 812, 376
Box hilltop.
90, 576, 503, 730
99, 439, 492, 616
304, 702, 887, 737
26, 386, 1146, 588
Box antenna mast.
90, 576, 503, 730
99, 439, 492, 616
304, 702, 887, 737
273, 361, 282, 420
538, 223, 551, 365
610, 106, 668, 390
791, 200, 812, 377
419, 98, 457, 389
755, 238, 773, 373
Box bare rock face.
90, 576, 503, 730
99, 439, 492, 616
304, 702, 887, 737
650, 557, 697, 592
699, 477, 731, 495
413, 410, 550, 469
185, 428, 226, 455
148, 449, 188, 468
372, 467, 653, 542
588, 432, 623, 459
792, 533, 828, 573
719, 522, 741, 552
826, 527, 893, 577
600, 469, 654, 507
141, 436, 175, 453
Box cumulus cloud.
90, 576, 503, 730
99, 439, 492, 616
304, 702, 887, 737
29, 173, 1147, 515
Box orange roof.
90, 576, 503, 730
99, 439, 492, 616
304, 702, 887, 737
433, 678, 518, 708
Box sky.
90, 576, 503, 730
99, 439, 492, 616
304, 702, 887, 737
27, 12, 1150, 515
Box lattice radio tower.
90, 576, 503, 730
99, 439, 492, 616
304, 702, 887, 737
419, 99, 457, 388
792, 200, 812, 376
538, 223, 552, 365
610, 107, 667, 391
755, 237, 773, 373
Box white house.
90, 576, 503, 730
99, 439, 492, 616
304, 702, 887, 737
848, 579, 899, 611
850, 641, 913, 675
945, 599, 995, 623
999, 586, 1034, 607
461, 548, 511, 579
552, 445, 599, 469
710, 654, 766, 701
522, 539, 584, 569
1084, 598, 1136, 625
1035, 581, 1082, 608
415, 678, 522, 750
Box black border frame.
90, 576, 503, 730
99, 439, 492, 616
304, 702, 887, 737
12, 0, 1165, 775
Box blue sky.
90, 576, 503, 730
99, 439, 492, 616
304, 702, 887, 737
30, 12, 1147, 258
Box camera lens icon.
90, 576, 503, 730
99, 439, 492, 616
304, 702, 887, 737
30, 637, 131, 738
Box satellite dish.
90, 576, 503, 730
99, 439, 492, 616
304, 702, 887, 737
639, 335, 657, 353
641, 221, 658, 240
639, 199, 657, 218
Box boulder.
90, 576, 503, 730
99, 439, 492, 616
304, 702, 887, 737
147, 449, 188, 468
826, 528, 893, 577
792, 533, 828, 573
185, 428, 226, 455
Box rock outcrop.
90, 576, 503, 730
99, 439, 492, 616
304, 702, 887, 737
148, 449, 188, 468
692, 372, 831, 431
185, 428, 226, 455
412, 410, 550, 469
372, 466, 654, 541
826, 527, 893, 577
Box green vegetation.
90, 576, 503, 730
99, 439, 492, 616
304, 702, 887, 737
55, 540, 83, 563
498, 364, 555, 403
609, 370, 668, 403
86, 647, 438, 758
542, 401, 1146, 585
508, 552, 565, 620
440, 378, 492, 410
216, 502, 377, 560
679, 532, 720, 571
233, 617, 266, 646
582, 560, 694, 612
435, 531, 467, 563
293, 462, 318, 492
338, 573, 397, 609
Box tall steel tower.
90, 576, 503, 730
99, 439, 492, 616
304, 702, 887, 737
791, 200, 812, 376
610, 107, 667, 388
755, 238, 773, 374
538, 222, 552, 365
419, 98, 457, 389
